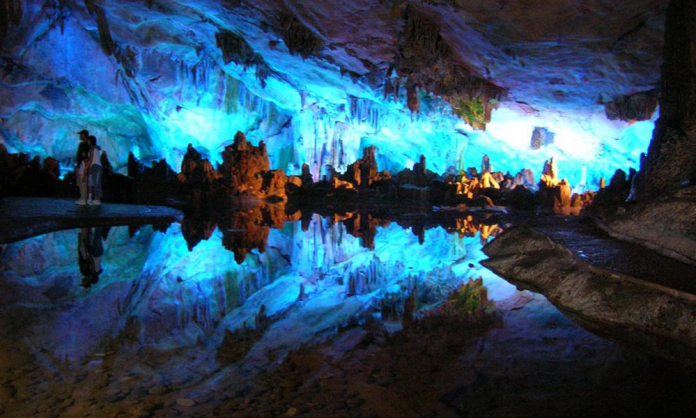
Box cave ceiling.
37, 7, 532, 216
1, 0, 665, 113
0, 0, 666, 183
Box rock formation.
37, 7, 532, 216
219, 132, 272, 196
396, 154, 436, 188
637, 0, 696, 200
178, 145, 220, 186
592, 0, 696, 265
604, 90, 660, 122
0, 144, 60, 197
483, 227, 696, 361
530, 127, 555, 149
343, 146, 380, 188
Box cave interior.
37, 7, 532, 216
1, 0, 696, 417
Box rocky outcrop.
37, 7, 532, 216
343, 146, 380, 188
260, 170, 288, 200
591, 0, 696, 266
512, 169, 536, 190
597, 186, 696, 266
482, 227, 696, 361
604, 89, 660, 122
392, 5, 505, 130
220, 132, 271, 194
395, 154, 436, 188
637, 0, 696, 200
538, 158, 565, 207
591, 169, 632, 213
530, 127, 555, 149
178, 144, 220, 186
0, 144, 61, 197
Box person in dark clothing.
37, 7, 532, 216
75, 130, 91, 205
78, 227, 105, 288
85, 135, 103, 205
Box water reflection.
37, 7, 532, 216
180, 205, 505, 263
2, 212, 695, 416
78, 227, 107, 288
0, 210, 512, 365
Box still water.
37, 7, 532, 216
1, 213, 694, 417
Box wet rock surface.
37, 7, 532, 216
513, 213, 696, 294
596, 186, 696, 266
2, 210, 696, 417
483, 226, 696, 361
0, 197, 182, 244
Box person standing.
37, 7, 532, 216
85, 135, 103, 205
75, 130, 91, 205
78, 227, 104, 288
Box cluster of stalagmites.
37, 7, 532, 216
180, 203, 502, 265
0, 143, 62, 196
538, 157, 598, 213
1, 130, 601, 214
0, 142, 125, 198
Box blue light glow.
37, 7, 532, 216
0, 218, 516, 362
0, 3, 655, 186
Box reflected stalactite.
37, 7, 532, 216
346, 257, 384, 296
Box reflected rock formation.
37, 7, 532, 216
0, 214, 509, 372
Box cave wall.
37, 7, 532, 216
638, 0, 696, 199
0, 0, 661, 188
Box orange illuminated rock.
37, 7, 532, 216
481, 172, 500, 189
179, 144, 221, 185
344, 146, 379, 188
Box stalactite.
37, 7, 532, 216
604, 89, 660, 122
0, 0, 24, 42
84, 0, 116, 56
215, 29, 272, 87
348, 96, 384, 132
275, 11, 324, 59
393, 5, 505, 129
406, 78, 420, 114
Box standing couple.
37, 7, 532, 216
75, 130, 104, 206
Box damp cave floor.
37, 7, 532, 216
0, 197, 183, 244
506, 212, 696, 296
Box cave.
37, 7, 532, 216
1, 0, 696, 417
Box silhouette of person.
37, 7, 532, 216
75, 130, 91, 205
78, 227, 106, 288
85, 135, 103, 205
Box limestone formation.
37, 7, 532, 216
513, 169, 536, 189
261, 170, 288, 201
530, 127, 555, 149
592, 169, 631, 208
481, 154, 492, 174
538, 157, 574, 209
219, 131, 283, 199
480, 172, 500, 189
396, 155, 436, 188
636, 0, 696, 200
343, 146, 384, 188
0, 146, 61, 197
540, 157, 559, 184
483, 227, 696, 359
300, 163, 313, 185
178, 144, 221, 186
604, 90, 660, 122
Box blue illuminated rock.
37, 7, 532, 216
0, 0, 663, 192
